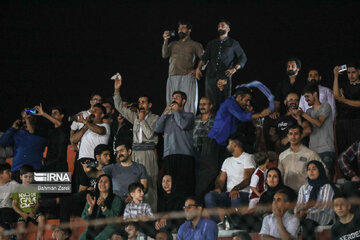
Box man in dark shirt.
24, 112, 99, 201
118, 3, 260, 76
196, 19, 247, 110
273, 58, 305, 116
34, 104, 69, 172
331, 195, 360, 240
267, 92, 311, 153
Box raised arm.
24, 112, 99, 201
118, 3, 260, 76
113, 77, 137, 123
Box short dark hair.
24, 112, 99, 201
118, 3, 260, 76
254, 152, 268, 166
102, 99, 114, 109
20, 164, 34, 176
217, 18, 231, 27
185, 196, 203, 207
114, 140, 132, 151
347, 62, 360, 69
288, 124, 303, 135
156, 229, 173, 240
287, 57, 302, 69
93, 103, 107, 116
0, 163, 11, 174
178, 20, 192, 30
128, 182, 144, 193
275, 189, 291, 202
138, 94, 152, 104
50, 106, 66, 115
172, 91, 187, 100
94, 144, 111, 159
228, 133, 244, 149
90, 93, 102, 101
234, 87, 251, 98
308, 69, 321, 76
302, 83, 319, 97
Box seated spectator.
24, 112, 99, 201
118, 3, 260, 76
109, 229, 128, 240
0, 163, 19, 228
177, 196, 218, 240
123, 182, 154, 220
83, 141, 148, 201
331, 195, 360, 240
33, 104, 69, 172
11, 164, 45, 240
338, 140, 360, 183
124, 222, 140, 240
0, 110, 47, 182
295, 160, 338, 240
258, 168, 297, 214
333, 64, 360, 154
259, 189, 300, 240
205, 134, 255, 223
155, 229, 173, 240
51, 227, 72, 240
155, 174, 185, 231
278, 125, 325, 192
248, 152, 269, 210
266, 92, 311, 153
80, 174, 123, 240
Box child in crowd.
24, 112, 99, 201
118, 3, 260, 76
11, 164, 45, 240
124, 222, 140, 240
123, 182, 154, 220
248, 152, 269, 209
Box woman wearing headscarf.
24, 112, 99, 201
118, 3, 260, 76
80, 174, 123, 240
295, 160, 339, 240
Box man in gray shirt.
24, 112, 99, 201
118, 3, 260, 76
162, 20, 204, 114
155, 91, 195, 196
83, 141, 148, 201
300, 84, 335, 180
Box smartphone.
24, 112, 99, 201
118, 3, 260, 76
338, 64, 347, 73
26, 108, 38, 115
169, 30, 176, 37
87, 160, 98, 168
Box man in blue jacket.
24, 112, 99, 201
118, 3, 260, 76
196, 87, 270, 198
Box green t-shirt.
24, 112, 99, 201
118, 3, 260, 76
10, 185, 40, 213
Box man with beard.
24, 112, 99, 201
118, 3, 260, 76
162, 20, 204, 114
268, 92, 312, 153
299, 69, 336, 119
273, 58, 305, 117
204, 134, 255, 223
113, 76, 159, 211
83, 141, 148, 201
155, 91, 195, 197
196, 19, 247, 111
193, 97, 214, 183
177, 196, 218, 240
300, 84, 335, 180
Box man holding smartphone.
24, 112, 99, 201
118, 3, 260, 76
162, 20, 204, 114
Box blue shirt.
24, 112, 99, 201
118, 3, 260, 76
208, 96, 252, 145
0, 127, 47, 171
177, 217, 218, 240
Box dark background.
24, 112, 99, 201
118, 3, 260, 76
0, 0, 359, 131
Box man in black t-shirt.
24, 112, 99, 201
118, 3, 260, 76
267, 92, 311, 153
331, 195, 360, 240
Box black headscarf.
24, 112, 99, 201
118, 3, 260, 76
307, 160, 333, 202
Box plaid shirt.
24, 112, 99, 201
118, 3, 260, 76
338, 141, 360, 178
123, 201, 154, 220
193, 114, 214, 149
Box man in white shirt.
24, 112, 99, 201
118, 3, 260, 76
70, 103, 110, 191
260, 189, 300, 240
204, 134, 255, 223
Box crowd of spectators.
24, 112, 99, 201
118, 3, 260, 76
0, 18, 360, 240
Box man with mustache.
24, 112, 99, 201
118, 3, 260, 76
155, 91, 195, 197
113, 76, 159, 211
268, 92, 312, 153
299, 69, 336, 119
272, 58, 305, 117
196, 19, 247, 111
162, 20, 204, 114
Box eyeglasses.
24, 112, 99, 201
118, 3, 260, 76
183, 204, 198, 209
